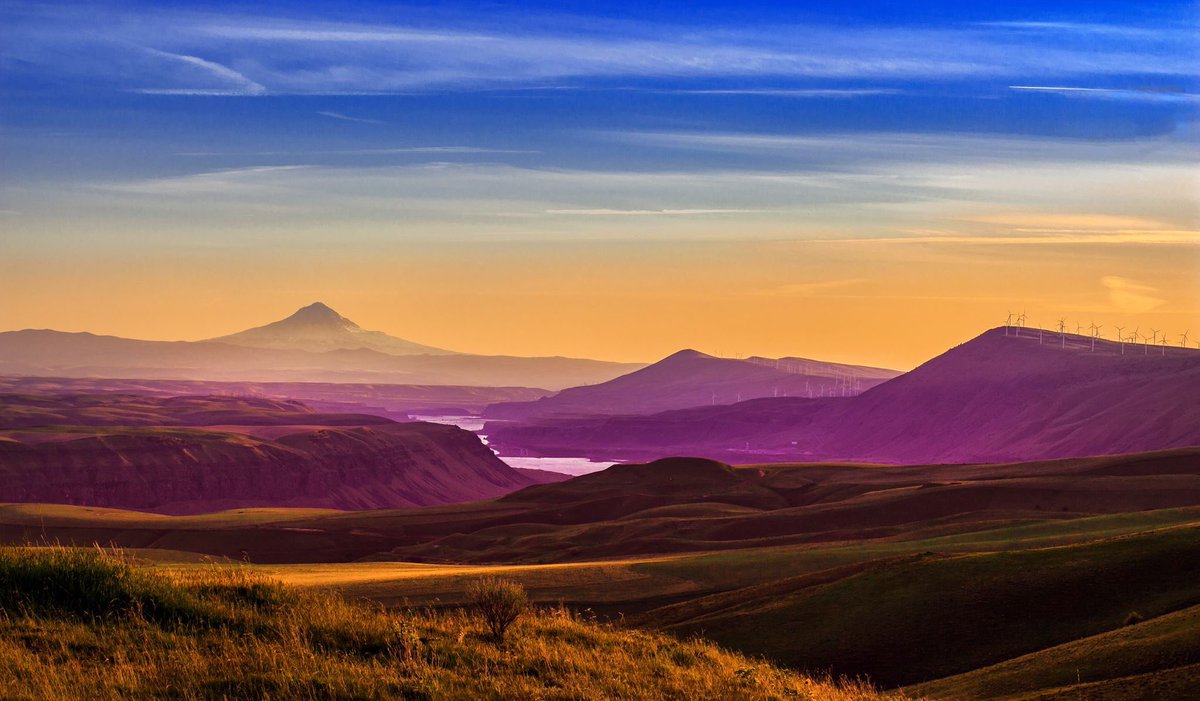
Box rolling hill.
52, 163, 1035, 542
484, 348, 898, 420
4, 451, 1200, 691
631, 524, 1200, 687
0, 546, 891, 701
909, 602, 1200, 699
0, 393, 563, 513
5, 448, 1199, 563
485, 327, 1200, 464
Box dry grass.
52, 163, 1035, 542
0, 546, 902, 700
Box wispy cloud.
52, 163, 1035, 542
96, 165, 313, 195
50, 114, 1192, 243
316, 111, 383, 125
4, 6, 1195, 95
1101, 276, 1167, 312
750, 279, 866, 297
135, 48, 266, 96
828, 230, 1200, 246
175, 146, 537, 157
1009, 85, 1199, 102
964, 213, 1171, 230
650, 88, 903, 98
543, 208, 763, 216
978, 21, 1164, 38
597, 129, 1200, 169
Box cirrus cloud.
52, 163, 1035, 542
1101, 276, 1167, 313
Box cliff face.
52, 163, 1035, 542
0, 410, 555, 514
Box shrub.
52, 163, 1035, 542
0, 545, 210, 627
1123, 611, 1145, 626
467, 577, 527, 642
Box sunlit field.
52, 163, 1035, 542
0, 546, 893, 701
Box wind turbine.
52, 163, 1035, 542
1161, 331, 1168, 356
1005, 311, 1013, 336
1151, 328, 1161, 345
1115, 325, 1125, 355
1058, 318, 1067, 348
1181, 331, 1190, 348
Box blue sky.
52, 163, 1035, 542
0, 1, 1197, 364
3, 0, 1195, 182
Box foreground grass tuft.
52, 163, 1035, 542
0, 546, 899, 700
467, 577, 528, 643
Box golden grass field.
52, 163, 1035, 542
5, 469, 1200, 698
0, 546, 896, 701
139, 507, 1200, 611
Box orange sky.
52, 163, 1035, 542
4, 232, 1197, 370
3, 2, 1198, 374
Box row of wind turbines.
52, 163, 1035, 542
1004, 311, 1196, 355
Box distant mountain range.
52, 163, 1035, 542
485, 348, 899, 420
0, 303, 642, 390
208, 302, 453, 355
486, 328, 1200, 464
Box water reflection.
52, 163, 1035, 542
410, 415, 615, 476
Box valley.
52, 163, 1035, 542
2, 319, 1198, 698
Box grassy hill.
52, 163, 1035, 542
4, 455, 1200, 693
908, 603, 1200, 700
6, 449, 1199, 564
632, 524, 1200, 687
0, 546, 894, 701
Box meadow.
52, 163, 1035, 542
0, 546, 890, 701
4, 456, 1200, 698
135, 506, 1200, 698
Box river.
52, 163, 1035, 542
409, 415, 615, 477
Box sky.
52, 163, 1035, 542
1, 0, 1198, 369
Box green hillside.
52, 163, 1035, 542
909, 604, 1200, 700
635, 524, 1200, 687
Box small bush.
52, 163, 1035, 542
1123, 610, 1145, 626
467, 577, 528, 642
